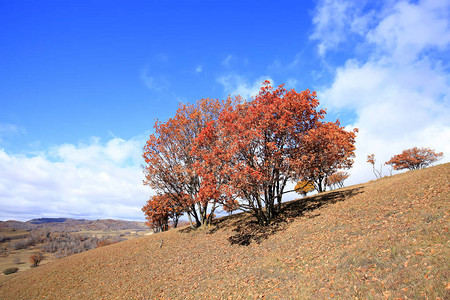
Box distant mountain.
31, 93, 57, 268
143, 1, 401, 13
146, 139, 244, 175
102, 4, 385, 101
27, 218, 70, 224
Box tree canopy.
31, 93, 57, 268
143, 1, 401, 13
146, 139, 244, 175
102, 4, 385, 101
142, 194, 182, 232
385, 147, 443, 170
296, 121, 357, 192
142, 97, 235, 228
143, 82, 358, 227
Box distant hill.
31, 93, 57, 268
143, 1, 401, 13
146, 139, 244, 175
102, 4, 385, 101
1, 163, 448, 299
0, 218, 148, 232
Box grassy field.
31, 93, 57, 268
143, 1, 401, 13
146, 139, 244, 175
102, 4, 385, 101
0, 163, 448, 299
0, 248, 55, 281
0, 229, 29, 240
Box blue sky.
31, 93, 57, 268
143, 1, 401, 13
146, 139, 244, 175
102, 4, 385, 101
1, 0, 449, 221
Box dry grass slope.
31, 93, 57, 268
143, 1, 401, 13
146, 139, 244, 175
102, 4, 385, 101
1, 163, 449, 299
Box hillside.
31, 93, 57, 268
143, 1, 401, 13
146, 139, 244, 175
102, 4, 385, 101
1, 163, 448, 299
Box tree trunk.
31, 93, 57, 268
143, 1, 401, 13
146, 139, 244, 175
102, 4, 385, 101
173, 215, 179, 228
186, 212, 195, 229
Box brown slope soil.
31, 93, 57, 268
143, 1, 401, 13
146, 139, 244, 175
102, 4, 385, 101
1, 163, 449, 299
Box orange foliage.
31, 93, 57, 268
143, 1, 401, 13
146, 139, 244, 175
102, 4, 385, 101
144, 81, 358, 227
385, 147, 443, 170
367, 154, 375, 165
222, 199, 239, 214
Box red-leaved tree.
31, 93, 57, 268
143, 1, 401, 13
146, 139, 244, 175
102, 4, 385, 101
297, 121, 358, 192
143, 98, 235, 228
145, 82, 358, 227
385, 147, 443, 170
193, 82, 356, 225
29, 252, 44, 267
142, 194, 183, 232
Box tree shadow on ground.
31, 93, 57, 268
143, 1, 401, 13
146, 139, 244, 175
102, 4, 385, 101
215, 187, 364, 246
179, 211, 249, 234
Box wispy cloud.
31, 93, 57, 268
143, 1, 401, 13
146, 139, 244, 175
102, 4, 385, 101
285, 78, 298, 90
0, 136, 152, 221
221, 54, 233, 67
0, 123, 25, 144
195, 65, 203, 73
217, 74, 274, 100
140, 65, 169, 92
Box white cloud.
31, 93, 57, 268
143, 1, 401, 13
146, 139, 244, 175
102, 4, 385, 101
314, 0, 450, 185
217, 74, 274, 100
367, 0, 450, 64
195, 65, 203, 73
0, 136, 153, 221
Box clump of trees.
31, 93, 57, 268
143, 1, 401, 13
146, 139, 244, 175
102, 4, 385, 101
143, 82, 358, 227
327, 171, 350, 190
7, 231, 48, 250
4, 231, 123, 259
41, 232, 123, 258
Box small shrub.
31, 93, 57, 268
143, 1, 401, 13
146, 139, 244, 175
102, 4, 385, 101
96, 239, 117, 248
13, 257, 21, 265
3, 267, 19, 275
295, 180, 315, 196
30, 252, 44, 267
